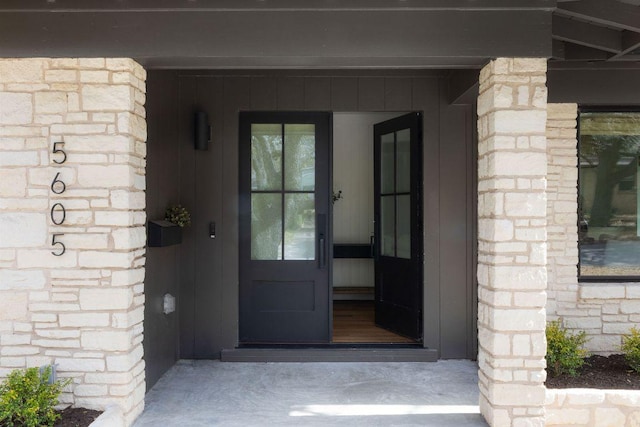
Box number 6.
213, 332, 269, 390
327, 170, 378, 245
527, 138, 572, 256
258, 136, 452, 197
51, 172, 66, 194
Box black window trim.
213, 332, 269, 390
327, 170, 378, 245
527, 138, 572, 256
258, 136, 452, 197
578, 106, 640, 283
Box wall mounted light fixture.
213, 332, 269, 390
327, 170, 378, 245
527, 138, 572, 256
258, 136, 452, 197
194, 111, 210, 150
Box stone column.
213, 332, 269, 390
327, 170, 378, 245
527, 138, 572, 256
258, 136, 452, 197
545, 103, 579, 324
476, 58, 548, 427
0, 58, 147, 424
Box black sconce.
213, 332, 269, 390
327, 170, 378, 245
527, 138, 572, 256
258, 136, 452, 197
194, 111, 210, 150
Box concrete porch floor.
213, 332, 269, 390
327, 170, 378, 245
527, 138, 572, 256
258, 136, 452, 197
133, 360, 487, 427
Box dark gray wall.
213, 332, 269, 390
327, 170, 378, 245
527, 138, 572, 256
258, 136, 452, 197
145, 70, 478, 363
144, 71, 181, 388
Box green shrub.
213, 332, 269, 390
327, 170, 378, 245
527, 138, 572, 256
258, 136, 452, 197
165, 204, 191, 227
546, 320, 589, 377
0, 366, 71, 427
622, 327, 640, 374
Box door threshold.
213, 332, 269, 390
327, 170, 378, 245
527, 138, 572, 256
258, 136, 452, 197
221, 347, 438, 362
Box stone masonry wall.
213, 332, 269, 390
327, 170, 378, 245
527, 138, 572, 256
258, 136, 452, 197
0, 58, 147, 424
477, 58, 548, 427
546, 388, 640, 427
546, 103, 640, 354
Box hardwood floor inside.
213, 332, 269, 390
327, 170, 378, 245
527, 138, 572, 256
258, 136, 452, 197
332, 301, 415, 344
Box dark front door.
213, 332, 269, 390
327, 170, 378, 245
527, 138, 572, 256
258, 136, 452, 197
239, 112, 331, 343
374, 112, 423, 340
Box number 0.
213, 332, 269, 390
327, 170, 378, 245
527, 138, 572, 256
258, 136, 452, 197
50, 203, 66, 225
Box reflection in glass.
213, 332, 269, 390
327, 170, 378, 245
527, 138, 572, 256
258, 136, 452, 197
397, 195, 411, 259
381, 133, 395, 194
381, 195, 395, 256
579, 112, 640, 276
251, 193, 282, 260
251, 124, 282, 191
396, 129, 411, 193
284, 194, 316, 260
285, 124, 316, 191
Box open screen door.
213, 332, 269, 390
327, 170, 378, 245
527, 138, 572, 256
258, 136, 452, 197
374, 112, 423, 341
239, 112, 331, 343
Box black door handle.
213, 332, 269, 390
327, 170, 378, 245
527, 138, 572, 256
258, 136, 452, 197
319, 234, 326, 269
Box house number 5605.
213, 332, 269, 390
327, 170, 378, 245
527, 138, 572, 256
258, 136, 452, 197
50, 141, 67, 256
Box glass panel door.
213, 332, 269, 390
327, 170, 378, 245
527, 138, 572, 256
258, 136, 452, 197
239, 112, 330, 344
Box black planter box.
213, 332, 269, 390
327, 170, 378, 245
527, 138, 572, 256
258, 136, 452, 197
148, 220, 182, 247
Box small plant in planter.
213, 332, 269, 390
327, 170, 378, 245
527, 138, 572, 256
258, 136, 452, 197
165, 204, 191, 227
546, 320, 589, 377
0, 366, 71, 427
622, 327, 640, 374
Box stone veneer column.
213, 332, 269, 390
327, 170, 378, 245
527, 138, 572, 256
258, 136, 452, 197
0, 58, 146, 424
545, 104, 579, 324
476, 58, 548, 427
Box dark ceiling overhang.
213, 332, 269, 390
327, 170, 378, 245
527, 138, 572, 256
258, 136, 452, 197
553, 0, 640, 63
0, 0, 555, 69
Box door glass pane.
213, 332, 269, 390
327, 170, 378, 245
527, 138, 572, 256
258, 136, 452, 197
284, 193, 316, 260
251, 193, 282, 260
251, 124, 282, 191
381, 133, 395, 194
396, 129, 411, 193
397, 195, 411, 259
285, 124, 316, 191
381, 195, 395, 256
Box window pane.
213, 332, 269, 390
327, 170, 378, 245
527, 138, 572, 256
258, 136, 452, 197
284, 193, 316, 260
285, 124, 315, 191
381, 195, 395, 256
251, 124, 282, 191
381, 133, 395, 194
251, 193, 282, 260
396, 129, 411, 193
579, 112, 640, 277
397, 195, 411, 259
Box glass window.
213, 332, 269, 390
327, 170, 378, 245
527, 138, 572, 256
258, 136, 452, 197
250, 123, 316, 260
579, 111, 640, 278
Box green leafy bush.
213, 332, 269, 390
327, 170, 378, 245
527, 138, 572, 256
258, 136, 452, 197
622, 327, 640, 374
546, 320, 588, 377
165, 204, 191, 227
0, 366, 71, 427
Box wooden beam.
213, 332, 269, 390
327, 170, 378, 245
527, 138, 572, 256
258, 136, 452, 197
552, 40, 566, 60
0, 10, 552, 69
447, 70, 480, 105
552, 15, 622, 53
0, 0, 556, 12
610, 31, 640, 60
562, 44, 613, 61
556, 0, 640, 32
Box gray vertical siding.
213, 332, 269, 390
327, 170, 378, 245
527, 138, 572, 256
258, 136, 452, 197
144, 71, 181, 388
145, 70, 478, 367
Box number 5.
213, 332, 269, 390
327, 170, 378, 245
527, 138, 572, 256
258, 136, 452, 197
52, 141, 67, 164
51, 234, 65, 256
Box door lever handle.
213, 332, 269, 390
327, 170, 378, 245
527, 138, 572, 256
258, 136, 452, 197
319, 234, 326, 269
209, 221, 216, 239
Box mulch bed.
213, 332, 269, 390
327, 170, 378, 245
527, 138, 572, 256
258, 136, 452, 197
54, 407, 103, 427
546, 354, 640, 390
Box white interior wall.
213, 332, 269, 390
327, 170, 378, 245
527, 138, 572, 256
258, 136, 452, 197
332, 112, 402, 288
